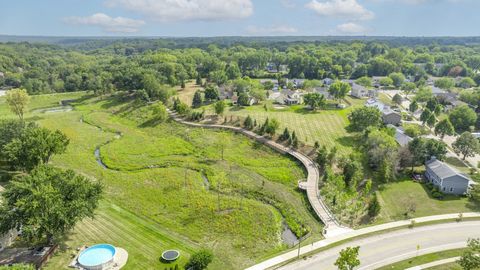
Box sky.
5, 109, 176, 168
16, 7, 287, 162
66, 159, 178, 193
0, 0, 479, 37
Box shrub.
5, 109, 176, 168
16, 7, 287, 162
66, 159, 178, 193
185, 249, 213, 270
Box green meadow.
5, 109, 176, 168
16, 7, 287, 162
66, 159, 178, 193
0, 92, 321, 270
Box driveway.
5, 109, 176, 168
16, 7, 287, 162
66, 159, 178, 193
278, 221, 480, 270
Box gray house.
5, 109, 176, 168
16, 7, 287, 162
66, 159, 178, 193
425, 158, 471, 195
382, 107, 402, 126
366, 99, 402, 126
387, 125, 412, 147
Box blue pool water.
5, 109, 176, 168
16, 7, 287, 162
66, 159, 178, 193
78, 244, 116, 267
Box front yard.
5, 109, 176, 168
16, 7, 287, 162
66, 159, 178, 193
375, 179, 479, 224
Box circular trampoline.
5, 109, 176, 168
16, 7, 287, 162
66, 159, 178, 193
161, 250, 180, 261
78, 244, 116, 270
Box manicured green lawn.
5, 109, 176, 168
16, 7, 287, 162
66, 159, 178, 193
1, 93, 321, 269
218, 97, 365, 154
377, 248, 464, 270
376, 180, 479, 224
45, 201, 195, 270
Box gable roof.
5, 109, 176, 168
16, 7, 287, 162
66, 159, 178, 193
426, 159, 470, 181
387, 125, 412, 146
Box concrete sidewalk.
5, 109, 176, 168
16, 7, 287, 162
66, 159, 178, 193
245, 212, 480, 270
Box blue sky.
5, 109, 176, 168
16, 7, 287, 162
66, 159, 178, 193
1, 0, 479, 37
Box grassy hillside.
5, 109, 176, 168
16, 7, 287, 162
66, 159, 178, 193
0, 92, 321, 270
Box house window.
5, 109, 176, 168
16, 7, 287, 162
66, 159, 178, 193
442, 187, 446, 191
450, 187, 454, 192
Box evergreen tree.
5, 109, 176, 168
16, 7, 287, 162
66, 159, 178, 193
368, 194, 381, 217
280, 128, 291, 141
192, 90, 203, 108
244, 115, 253, 129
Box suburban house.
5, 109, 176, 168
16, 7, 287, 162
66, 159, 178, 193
350, 82, 369, 98
271, 89, 303, 105
431, 86, 446, 96
218, 86, 235, 100
314, 87, 331, 99
437, 92, 468, 110
365, 99, 402, 126
387, 124, 413, 147
382, 107, 402, 126
265, 63, 287, 73
283, 89, 303, 105
287, 79, 305, 89
425, 157, 472, 195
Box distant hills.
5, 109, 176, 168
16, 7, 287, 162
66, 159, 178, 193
1, 35, 480, 50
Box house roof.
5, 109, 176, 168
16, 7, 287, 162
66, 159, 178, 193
426, 158, 470, 181
431, 86, 446, 95
388, 125, 412, 146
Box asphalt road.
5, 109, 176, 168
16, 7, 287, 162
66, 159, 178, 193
278, 221, 480, 270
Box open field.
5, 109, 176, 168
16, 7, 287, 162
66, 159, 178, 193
216, 97, 365, 154
375, 179, 479, 224
0, 92, 321, 269
176, 81, 203, 105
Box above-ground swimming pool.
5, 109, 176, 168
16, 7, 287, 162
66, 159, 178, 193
78, 244, 116, 270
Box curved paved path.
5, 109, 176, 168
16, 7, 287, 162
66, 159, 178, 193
279, 221, 480, 270
168, 110, 346, 236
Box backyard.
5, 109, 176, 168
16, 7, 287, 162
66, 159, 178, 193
218, 97, 365, 154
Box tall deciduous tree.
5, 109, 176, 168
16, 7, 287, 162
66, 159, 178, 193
347, 107, 382, 132
5, 88, 30, 120
335, 246, 361, 270
0, 165, 103, 244
3, 126, 69, 171
453, 132, 480, 160
409, 100, 419, 113
329, 81, 351, 102
434, 119, 455, 139
303, 92, 326, 111
458, 238, 480, 270
449, 105, 477, 133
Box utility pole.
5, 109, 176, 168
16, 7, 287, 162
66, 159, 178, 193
184, 166, 188, 189
217, 182, 221, 211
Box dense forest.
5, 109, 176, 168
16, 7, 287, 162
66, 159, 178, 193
1, 37, 480, 104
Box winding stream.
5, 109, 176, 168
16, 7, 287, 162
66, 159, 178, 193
83, 111, 300, 245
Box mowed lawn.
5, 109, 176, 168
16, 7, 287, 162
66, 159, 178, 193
45, 201, 195, 270
0, 93, 320, 269
222, 97, 364, 154
375, 180, 480, 223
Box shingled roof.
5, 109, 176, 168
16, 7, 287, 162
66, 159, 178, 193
426, 158, 470, 181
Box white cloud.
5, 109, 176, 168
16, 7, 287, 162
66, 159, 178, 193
306, 0, 374, 20
336, 22, 367, 34
106, 0, 253, 22
246, 25, 298, 35
64, 13, 145, 33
